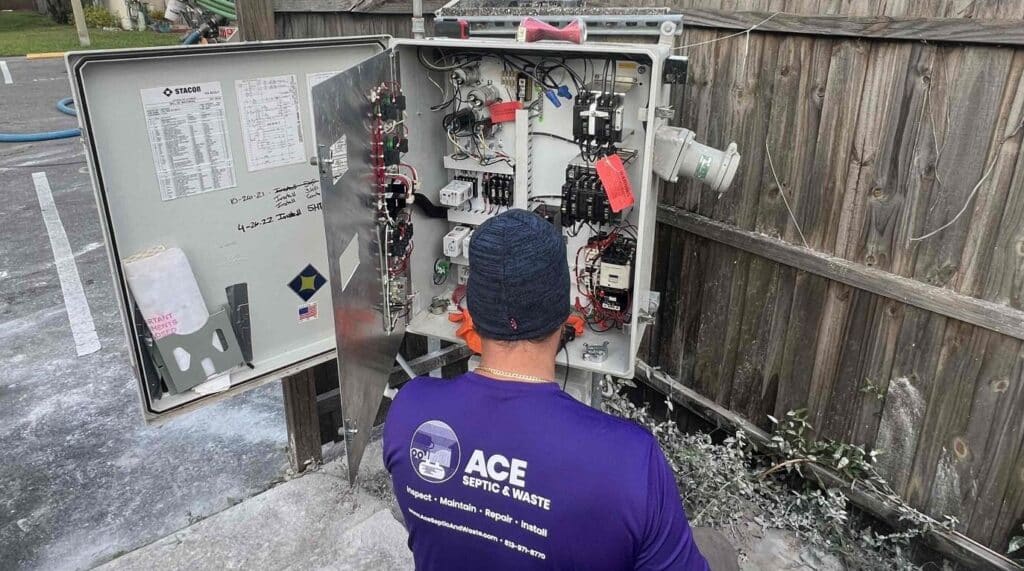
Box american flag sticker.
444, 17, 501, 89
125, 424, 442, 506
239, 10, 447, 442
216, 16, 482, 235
298, 302, 319, 322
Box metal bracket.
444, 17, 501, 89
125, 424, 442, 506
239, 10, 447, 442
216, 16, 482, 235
433, 8, 683, 38
663, 55, 689, 85
225, 283, 253, 363
655, 106, 675, 120
150, 307, 246, 394
582, 341, 610, 363
313, 144, 334, 176
639, 291, 661, 325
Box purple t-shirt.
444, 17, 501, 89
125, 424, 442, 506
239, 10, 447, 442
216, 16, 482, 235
383, 372, 709, 570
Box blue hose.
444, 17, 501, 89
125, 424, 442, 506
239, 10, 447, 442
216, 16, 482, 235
57, 97, 77, 116
0, 98, 81, 143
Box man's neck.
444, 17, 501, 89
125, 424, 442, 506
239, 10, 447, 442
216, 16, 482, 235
477, 348, 557, 383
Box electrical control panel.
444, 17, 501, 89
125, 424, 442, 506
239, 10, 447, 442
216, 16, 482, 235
69, 29, 738, 487
313, 37, 668, 381
71, 30, 736, 480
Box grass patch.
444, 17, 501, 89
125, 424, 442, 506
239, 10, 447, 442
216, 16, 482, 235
0, 11, 181, 56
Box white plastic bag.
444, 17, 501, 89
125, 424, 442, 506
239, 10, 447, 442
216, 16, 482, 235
123, 246, 225, 385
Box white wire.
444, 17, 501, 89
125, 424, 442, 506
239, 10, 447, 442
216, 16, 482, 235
395, 353, 417, 380
765, 140, 810, 249
674, 12, 783, 51
909, 156, 998, 242
447, 130, 472, 155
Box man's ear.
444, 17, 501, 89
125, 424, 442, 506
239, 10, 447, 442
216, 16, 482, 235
560, 324, 575, 349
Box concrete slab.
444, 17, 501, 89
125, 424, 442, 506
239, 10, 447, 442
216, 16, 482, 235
1, 57, 291, 571
98, 441, 414, 571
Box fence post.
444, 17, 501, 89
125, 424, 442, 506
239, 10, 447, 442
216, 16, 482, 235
282, 367, 322, 473
236, 0, 275, 41
69, 0, 90, 46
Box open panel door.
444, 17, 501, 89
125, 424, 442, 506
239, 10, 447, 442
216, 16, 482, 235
313, 49, 406, 482
68, 38, 388, 422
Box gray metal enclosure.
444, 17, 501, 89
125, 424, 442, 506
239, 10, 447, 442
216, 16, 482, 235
68, 38, 385, 420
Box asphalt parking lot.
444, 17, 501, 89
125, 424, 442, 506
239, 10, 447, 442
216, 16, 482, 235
0, 57, 291, 571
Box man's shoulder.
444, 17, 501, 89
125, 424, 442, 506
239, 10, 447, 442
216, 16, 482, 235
396, 374, 448, 393
563, 398, 657, 448
391, 374, 454, 403
388, 375, 456, 419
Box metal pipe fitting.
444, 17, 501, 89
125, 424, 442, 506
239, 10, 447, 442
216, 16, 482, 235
652, 125, 741, 193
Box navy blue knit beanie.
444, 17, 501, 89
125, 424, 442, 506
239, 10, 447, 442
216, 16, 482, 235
467, 209, 570, 340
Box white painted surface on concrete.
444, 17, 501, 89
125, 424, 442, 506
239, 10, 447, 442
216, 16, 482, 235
98, 440, 414, 570
3, 58, 291, 571
31, 171, 101, 356
1, 60, 11, 84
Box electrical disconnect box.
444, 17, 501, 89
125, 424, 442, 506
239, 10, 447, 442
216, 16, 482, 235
71, 28, 740, 478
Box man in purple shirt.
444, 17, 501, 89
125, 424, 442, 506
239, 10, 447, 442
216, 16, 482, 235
384, 209, 710, 570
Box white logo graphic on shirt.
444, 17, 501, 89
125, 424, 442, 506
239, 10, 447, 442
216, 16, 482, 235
410, 420, 462, 483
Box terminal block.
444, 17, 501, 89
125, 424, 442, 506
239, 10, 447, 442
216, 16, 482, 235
483, 174, 514, 207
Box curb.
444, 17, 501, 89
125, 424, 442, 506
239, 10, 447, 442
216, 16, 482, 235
26, 52, 65, 60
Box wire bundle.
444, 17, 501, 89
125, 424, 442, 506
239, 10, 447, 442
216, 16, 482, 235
573, 225, 638, 332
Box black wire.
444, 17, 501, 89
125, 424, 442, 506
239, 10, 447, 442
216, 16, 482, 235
531, 131, 577, 144
561, 343, 569, 391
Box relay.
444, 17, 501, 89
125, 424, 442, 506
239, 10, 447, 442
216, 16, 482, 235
561, 165, 617, 226
573, 90, 624, 146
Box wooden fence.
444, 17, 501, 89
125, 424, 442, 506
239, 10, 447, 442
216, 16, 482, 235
242, 0, 1024, 556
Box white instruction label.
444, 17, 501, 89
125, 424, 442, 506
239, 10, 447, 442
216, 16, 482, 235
330, 135, 348, 183
141, 82, 236, 201
235, 75, 306, 172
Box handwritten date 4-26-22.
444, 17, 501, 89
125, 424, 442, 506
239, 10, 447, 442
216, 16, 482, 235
236, 208, 302, 233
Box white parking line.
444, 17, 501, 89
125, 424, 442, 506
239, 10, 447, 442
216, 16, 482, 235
32, 172, 101, 357
0, 61, 11, 84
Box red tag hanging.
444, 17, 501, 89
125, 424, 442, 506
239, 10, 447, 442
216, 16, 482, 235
488, 101, 522, 123
595, 154, 634, 212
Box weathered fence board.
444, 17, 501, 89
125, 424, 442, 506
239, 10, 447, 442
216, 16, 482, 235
678, 9, 1024, 46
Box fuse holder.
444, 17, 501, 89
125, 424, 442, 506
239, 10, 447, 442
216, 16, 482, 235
488, 101, 523, 123
595, 154, 635, 212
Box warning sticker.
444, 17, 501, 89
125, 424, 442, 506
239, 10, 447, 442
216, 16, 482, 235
288, 264, 326, 302
235, 75, 306, 172
141, 82, 236, 201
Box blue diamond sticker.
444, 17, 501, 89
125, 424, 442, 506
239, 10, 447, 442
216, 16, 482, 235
288, 264, 326, 302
